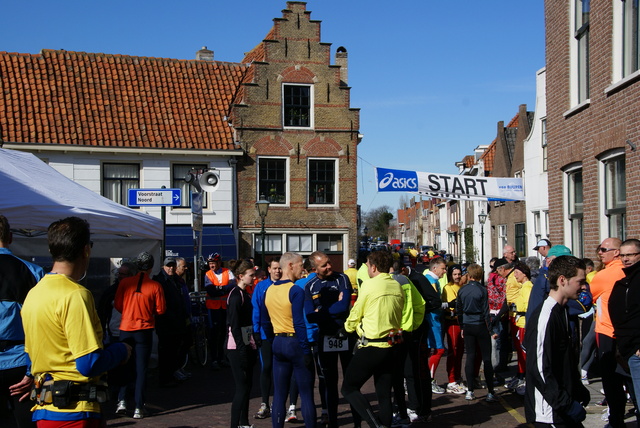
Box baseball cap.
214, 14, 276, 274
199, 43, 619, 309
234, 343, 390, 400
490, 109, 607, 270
533, 238, 552, 251
136, 252, 154, 271
348, 259, 356, 267
547, 245, 572, 258
492, 258, 509, 272
207, 252, 221, 262
164, 257, 177, 266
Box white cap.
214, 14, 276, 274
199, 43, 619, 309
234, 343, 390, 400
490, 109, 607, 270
348, 259, 356, 267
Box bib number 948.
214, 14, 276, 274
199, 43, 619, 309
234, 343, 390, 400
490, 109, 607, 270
324, 336, 348, 352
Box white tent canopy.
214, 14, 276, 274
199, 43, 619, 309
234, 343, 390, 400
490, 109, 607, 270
0, 148, 163, 258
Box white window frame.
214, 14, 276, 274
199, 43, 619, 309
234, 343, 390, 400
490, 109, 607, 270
287, 234, 313, 253
569, 0, 591, 109
171, 163, 210, 209
102, 162, 140, 206
307, 157, 338, 207
611, 0, 640, 87
598, 149, 626, 240
255, 234, 283, 253
282, 83, 314, 129
498, 225, 508, 252
564, 163, 584, 258
541, 118, 548, 172
257, 156, 290, 207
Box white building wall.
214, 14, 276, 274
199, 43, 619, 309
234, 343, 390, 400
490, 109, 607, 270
522, 67, 550, 257
32, 150, 236, 226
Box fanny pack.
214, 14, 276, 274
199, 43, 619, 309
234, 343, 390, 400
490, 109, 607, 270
31, 374, 108, 408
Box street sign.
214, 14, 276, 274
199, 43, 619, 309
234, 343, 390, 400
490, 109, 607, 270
128, 188, 182, 207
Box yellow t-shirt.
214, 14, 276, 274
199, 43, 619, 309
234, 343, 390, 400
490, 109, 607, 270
22, 273, 104, 415
344, 267, 358, 292
441, 283, 461, 319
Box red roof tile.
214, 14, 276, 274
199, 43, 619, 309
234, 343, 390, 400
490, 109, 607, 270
0, 50, 249, 150
479, 140, 497, 176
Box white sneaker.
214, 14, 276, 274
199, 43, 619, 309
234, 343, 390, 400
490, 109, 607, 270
115, 400, 127, 414
446, 382, 467, 394
465, 390, 476, 400
431, 380, 445, 394
285, 405, 298, 422
407, 408, 418, 422
133, 407, 147, 419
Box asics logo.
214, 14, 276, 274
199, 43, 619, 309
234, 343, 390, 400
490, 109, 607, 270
379, 172, 417, 190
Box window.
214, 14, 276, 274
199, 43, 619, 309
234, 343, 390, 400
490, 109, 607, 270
498, 225, 507, 251
102, 163, 139, 205
255, 234, 283, 253
568, 168, 584, 257
623, 0, 640, 77
575, 0, 590, 103
317, 234, 343, 253
287, 234, 313, 252
515, 223, 526, 257
172, 164, 208, 208
541, 118, 548, 172
544, 211, 550, 237
604, 155, 626, 239
258, 157, 288, 204
308, 159, 336, 205
533, 211, 541, 242
283, 84, 312, 128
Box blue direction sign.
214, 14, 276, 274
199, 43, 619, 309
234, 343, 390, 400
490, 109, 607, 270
128, 188, 182, 207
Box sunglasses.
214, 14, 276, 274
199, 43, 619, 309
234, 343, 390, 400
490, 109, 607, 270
597, 247, 618, 253
620, 252, 640, 258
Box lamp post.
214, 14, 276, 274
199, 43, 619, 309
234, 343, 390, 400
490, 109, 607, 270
478, 210, 488, 273
458, 220, 463, 264
256, 195, 270, 270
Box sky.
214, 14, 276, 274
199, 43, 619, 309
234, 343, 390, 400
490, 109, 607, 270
1, 1, 545, 215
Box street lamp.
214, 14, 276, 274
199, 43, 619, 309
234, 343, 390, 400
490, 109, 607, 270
478, 210, 488, 274
256, 194, 270, 270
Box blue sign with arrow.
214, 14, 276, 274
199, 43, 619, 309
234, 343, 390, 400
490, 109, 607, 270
128, 188, 182, 207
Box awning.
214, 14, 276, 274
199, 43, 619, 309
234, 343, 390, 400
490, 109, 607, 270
164, 225, 237, 261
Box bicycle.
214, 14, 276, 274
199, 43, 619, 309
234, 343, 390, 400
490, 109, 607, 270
188, 290, 209, 367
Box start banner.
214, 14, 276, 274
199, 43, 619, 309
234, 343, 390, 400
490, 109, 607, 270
375, 167, 524, 201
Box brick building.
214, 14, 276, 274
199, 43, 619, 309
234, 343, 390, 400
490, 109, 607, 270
0, 1, 360, 269
545, 0, 637, 257
488, 106, 533, 258
232, 2, 361, 270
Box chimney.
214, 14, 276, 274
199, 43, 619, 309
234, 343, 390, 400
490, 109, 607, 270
335, 46, 348, 85
196, 46, 214, 61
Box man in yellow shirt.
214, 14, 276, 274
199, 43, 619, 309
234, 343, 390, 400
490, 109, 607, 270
341, 250, 404, 428
22, 217, 131, 426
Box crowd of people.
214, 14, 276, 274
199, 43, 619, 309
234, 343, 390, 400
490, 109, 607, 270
2, 210, 640, 428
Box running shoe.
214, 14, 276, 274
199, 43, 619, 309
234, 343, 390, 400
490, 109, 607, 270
465, 390, 476, 401
431, 380, 445, 394
115, 400, 127, 415
255, 402, 271, 419
446, 382, 467, 395
485, 392, 499, 403
133, 407, 147, 419
285, 405, 298, 422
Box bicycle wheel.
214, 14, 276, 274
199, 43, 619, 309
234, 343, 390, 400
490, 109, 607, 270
192, 323, 209, 367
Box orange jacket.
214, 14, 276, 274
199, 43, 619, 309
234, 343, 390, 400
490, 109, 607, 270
591, 258, 625, 338
205, 268, 230, 310
114, 272, 166, 331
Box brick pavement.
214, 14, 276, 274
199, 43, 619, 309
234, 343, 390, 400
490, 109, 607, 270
101, 350, 638, 428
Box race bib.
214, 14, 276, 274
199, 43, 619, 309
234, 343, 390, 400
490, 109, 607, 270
323, 336, 348, 352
